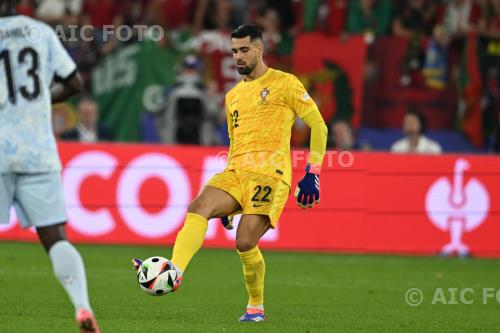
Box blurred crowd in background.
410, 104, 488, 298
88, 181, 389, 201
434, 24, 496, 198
15, 0, 500, 153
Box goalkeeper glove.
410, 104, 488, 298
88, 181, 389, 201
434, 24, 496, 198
131, 258, 143, 271
294, 163, 320, 209
220, 215, 234, 230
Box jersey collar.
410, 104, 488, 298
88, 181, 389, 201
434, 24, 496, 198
242, 68, 273, 85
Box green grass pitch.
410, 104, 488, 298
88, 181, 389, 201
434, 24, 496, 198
0, 241, 499, 332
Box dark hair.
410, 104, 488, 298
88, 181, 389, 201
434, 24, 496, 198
231, 24, 263, 41
406, 109, 427, 134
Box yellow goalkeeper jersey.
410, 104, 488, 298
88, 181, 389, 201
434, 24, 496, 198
225, 68, 320, 186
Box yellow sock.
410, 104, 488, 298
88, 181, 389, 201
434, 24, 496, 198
171, 213, 208, 272
238, 246, 265, 307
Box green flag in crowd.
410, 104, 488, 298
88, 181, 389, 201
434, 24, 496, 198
92, 40, 179, 142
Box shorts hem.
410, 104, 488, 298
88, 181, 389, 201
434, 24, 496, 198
19, 218, 67, 229
240, 212, 278, 229
205, 184, 243, 209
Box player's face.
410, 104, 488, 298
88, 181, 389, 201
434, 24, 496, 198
332, 122, 353, 150
231, 36, 260, 75
403, 114, 421, 136
79, 101, 98, 127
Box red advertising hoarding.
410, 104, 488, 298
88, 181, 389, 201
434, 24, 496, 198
1, 143, 498, 257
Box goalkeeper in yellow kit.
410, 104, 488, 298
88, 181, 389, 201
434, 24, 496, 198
133, 24, 328, 322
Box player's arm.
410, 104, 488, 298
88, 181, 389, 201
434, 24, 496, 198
50, 71, 83, 104
287, 75, 328, 209
48, 25, 81, 104
295, 106, 328, 209
303, 110, 328, 169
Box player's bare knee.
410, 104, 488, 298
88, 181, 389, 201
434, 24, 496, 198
36, 223, 67, 252
236, 238, 257, 252
187, 197, 215, 219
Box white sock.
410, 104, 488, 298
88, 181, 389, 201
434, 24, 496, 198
49, 241, 92, 312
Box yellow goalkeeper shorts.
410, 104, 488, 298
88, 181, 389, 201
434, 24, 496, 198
206, 170, 290, 228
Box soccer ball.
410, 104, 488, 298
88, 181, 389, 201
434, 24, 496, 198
136, 256, 178, 296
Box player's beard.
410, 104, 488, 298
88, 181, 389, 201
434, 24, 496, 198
237, 60, 256, 75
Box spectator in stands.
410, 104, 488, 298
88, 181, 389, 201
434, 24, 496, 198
15, 0, 35, 17
296, 0, 345, 34
329, 119, 368, 151
326, 0, 349, 36
192, 0, 232, 33
52, 103, 79, 140
477, 0, 500, 38
60, 97, 115, 142
477, 0, 500, 98
391, 109, 442, 154
421, 25, 449, 89
392, 0, 438, 38
392, 0, 439, 87
156, 54, 219, 145
435, 0, 481, 40
256, 6, 294, 70
36, 0, 82, 25
261, 0, 295, 32
257, 7, 282, 50
429, 0, 481, 84
346, 0, 394, 38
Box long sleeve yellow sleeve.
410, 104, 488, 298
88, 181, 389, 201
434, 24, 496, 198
285, 73, 328, 172
302, 110, 328, 169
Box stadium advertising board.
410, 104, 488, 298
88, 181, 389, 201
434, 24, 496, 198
1, 143, 499, 258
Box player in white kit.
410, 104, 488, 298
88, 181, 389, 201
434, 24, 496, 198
0, 1, 100, 332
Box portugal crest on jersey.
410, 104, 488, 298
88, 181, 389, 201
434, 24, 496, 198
259, 88, 270, 105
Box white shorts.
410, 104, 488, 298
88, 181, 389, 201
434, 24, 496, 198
0, 172, 67, 228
